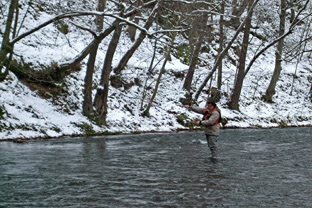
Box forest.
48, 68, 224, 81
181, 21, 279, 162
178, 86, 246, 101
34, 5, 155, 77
0, 0, 311, 139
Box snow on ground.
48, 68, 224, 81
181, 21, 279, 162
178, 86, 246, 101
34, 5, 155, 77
1, 47, 311, 140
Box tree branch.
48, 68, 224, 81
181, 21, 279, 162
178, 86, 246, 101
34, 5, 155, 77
243, 0, 311, 77
9, 0, 158, 45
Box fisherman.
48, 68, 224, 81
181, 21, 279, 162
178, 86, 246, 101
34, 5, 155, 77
184, 97, 221, 158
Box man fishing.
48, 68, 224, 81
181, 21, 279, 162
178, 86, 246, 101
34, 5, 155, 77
184, 97, 221, 158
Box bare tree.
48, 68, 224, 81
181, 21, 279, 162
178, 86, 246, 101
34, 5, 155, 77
194, 0, 260, 101
0, 10, 107, 81
183, 27, 206, 91
114, 2, 159, 75
289, 17, 311, 95
83, 0, 107, 117
0, 0, 19, 81
243, 0, 311, 78
230, 0, 249, 28
263, 0, 287, 103
95, 0, 107, 31
0, 0, 159, 83
217, 0, 225, 90
228, 0, 254, 111
128, 0, 142, 42
143, 32, 177, 117
182, 1, 215, 92
93, 21, 122, 125
140, 37, 160, 110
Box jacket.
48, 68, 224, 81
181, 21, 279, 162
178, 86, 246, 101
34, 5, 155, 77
189, 106, 221, 136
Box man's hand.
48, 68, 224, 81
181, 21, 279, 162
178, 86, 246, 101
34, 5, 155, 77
184, 105, 190, 109
196, 120, 201, 125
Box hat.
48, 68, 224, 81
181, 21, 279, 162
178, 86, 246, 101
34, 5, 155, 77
207, 97, 216, 104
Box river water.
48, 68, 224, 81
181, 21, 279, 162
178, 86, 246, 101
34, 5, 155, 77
0, 127, 311, 207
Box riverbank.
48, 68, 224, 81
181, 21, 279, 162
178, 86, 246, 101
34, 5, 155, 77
2, 124, 311, 143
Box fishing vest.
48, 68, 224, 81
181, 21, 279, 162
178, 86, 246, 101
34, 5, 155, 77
202, 107, 221, 126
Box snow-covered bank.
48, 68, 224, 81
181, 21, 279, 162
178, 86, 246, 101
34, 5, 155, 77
1, 54, 311, 141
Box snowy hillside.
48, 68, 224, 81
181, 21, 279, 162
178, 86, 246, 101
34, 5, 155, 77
0, 1, 311, 140
1, 49, 311, 141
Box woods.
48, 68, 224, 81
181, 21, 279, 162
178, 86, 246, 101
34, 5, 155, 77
1, 0, 311, 127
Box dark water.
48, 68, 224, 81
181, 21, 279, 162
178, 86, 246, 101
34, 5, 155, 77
0, 127, 311, 208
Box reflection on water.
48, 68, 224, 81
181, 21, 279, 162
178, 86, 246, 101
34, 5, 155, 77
0, 127, 311, 207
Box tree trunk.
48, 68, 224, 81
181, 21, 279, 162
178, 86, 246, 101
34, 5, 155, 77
228, 1, 254, 111
309, 81, 312, 102
290, 8, 295, 23
231, 0, 238, 16
188, 18, 201, 60
83, 0, 106, 117
95, 0, 106, 31
128, 0, 141, 42
230, 0, 249, 28
0, 0, 19, 81
93, 22, 122, 125
183, 30, 205, 91
143, 32, 176, 116
217, 1, 225, 90
83, 38, 100, 117
7, 0, 19, 74
183, 9, 208, 92
263, 0, 286, 103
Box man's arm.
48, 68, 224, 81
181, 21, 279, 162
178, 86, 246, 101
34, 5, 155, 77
184, 105, 204, 114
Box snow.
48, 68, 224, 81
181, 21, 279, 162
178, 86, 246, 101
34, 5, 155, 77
0, 1, 311, 140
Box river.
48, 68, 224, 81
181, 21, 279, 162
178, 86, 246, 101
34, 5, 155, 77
0, 127, 311, 207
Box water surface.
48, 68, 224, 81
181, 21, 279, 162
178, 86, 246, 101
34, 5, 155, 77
0, 127, 311, 207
